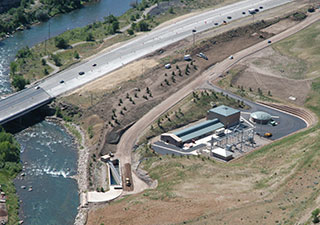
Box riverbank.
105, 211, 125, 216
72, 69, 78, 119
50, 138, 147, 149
46, 116, 89, 225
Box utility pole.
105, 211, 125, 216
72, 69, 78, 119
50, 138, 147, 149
192, 30, 196, 45
45, 21, 51, 55
48, 20, 51, 40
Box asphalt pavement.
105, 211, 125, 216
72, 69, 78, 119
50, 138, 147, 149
201, 82, 307, 140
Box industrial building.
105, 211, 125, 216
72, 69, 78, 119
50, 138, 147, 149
160, 105, 241, 148
211, 147, 233, 161
250, 111, 271, 124
161, 119, 224, 147
207, 105, 240, 128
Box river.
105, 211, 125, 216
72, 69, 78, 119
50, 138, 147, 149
0, 0, 135, 224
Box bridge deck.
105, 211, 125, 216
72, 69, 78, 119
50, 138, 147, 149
0, 88, 52, 125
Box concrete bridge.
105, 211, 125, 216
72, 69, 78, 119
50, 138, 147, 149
0, 87, 52, 125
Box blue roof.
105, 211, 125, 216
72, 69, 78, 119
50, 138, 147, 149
209, 105, 240, 117
173, 119, 224, 143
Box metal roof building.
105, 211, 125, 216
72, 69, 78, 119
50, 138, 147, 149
173, 119, 224, 142
161, 119, 224, 147
208, 105, 240, 117
207, 105, 240, 128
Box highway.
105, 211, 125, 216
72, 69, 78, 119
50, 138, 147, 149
0, 0, 292, 124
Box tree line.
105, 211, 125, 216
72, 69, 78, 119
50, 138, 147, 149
0, 0, 93, 39
0, 127, 21, 175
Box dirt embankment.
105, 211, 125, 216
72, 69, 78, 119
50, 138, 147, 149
55, 17, 281, 194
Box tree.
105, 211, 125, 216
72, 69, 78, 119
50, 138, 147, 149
73, 51, 80, 59
35, 9, 50, 22
43, 68, 49, 75
12, 75, 27, 91
17, 46, 32, 59
312, 209, 320, 223
127, 29, 134, 35
13, 7, 28, 25
168, 7, 174, 14
112, 21, 119, 33
104, 14, 118, 24
10, 62, 18, 75
86, 32, 94, 41
54, 36, 68, 49
51, 54, 62, 66
137, 20, 149, 31
41, 58, 47, 66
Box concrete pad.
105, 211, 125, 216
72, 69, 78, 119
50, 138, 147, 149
87, 186, 122, 203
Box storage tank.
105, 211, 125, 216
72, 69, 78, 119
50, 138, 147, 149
250, 111, 272, 124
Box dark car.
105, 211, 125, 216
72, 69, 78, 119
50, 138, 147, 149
60, 80, 64, 84
192, 29, 197, 33
259, 6, 263, 9
199, 52, 208, 60
92, 63, 97, 67
214, 22, 219, 25
227, 16, 232, 19
79, 71, 85, 75
255, 8, 260, 12
242, 11, 246, 15
268, 40, 272, 44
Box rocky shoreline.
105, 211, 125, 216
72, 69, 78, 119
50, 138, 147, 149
46, 116, 89, 225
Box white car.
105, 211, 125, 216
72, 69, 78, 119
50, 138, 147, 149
165, 63, 171, 69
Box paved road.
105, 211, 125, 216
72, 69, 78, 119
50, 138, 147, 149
0, 0, 291, 124
40, 0, 292, 97
116, 12, 320, 191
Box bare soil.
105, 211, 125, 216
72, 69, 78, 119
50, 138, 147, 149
215, 46, 312, 106
87, 126, 320, 225
261, 18, 298, 34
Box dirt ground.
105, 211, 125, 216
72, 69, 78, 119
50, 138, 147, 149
261, 18, 298, 34
54, 1, 320, 224
214, 42, 313, 106
86, 125, 320, 225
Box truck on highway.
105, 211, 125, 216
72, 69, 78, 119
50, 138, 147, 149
248, 8, 256, 14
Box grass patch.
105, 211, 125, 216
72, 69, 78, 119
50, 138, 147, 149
0, 170, 20, 225
273, 21, 320, 79
64, 123, 82, 145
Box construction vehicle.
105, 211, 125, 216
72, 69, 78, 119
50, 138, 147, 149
125, 177, 131, 187
264, 132, 272, 138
